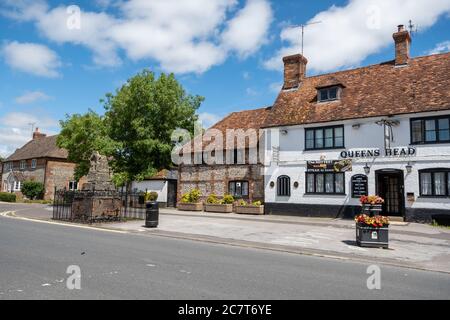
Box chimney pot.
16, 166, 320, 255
282, 53, 308, 90
32, 127, 47, 140
398, 24, 405, 32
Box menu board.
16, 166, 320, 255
352, 174, 368, 198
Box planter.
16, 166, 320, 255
356, 223, 389, 249
205, 203, 233, 213
177, 202, 204, 211
235, 205, 264, 215
361, 204, 383, 216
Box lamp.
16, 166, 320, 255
280, 129, 288, 135
406, 162, 413, 173
364, 163, 370, 175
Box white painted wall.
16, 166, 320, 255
131, 180, 168, 203
264, 110, 450, 210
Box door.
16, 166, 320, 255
167, 180, 177, 208
376, 170, 404, 217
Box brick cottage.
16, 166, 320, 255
1, 128, 85, 200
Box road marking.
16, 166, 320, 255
0, 213, 128, 234
41, 283, 52, 287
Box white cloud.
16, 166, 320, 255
1, 0, 273, 74
0, 112, 59, 157
2, 41, 62, 77
198, 112, 222, 129
222, 0, 273, 57
264, 0, 450, 74
246, 87, 259, 96
269, 82, 282, 93
428, 40, 450, 54
15, 91, 52, 104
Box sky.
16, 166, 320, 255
0, 0, 450, 157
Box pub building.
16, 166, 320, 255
262, 26, 450, 222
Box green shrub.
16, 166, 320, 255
238, 199, 247, 206
21, 181, 45, 200
144, 191, 159, 202
221, 194, 235, 204
252, 201, 262, 206
206, 194, 219, 204
0, 192, 16, 203
181, 189, 202, 203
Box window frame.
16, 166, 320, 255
228, 180, 249, 198
305, 125, 345, 151
418, 168, 450, 197
317, 86, 340, 103
305, 172, 346, 195
69, 181, 78, 191
410, 115, 450, 145
19, 160, 26, 170
277, 175, 291, 197
13, 181, 21, 191
31, 159, 37, 169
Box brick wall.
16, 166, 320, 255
44, 160, 86, 200
178, 164, 265, 203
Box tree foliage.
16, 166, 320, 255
57, 110, 112, 181
21, 181, 45, 200
103, 70, 202, 185
58, 70, 203, 186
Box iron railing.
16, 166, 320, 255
52, 189, 147, 223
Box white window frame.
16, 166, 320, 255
13, 181, 21, 191
20, 160, 26, 170
69, 181, 78, 191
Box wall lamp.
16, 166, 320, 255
280, 129, 288, 135
406, 162, 413, 173
363, 163, 370, 175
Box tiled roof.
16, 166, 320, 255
6, 135, 68, 161
263, 52, 450, 128
144, 169, 178, 180
185, 106, 272, 152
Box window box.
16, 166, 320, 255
177, 202, 204, 211
235, 204, 264, 215
205, 203, 233, 213
356, 224, 389, 249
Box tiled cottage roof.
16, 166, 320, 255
263, 52, 450, 128
182, 106, 271, 153
6, 135, 68, 161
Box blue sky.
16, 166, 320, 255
1, 0, 450, 157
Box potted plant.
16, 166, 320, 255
359, 195, 384, 215
235, 200, 264, 215
355, 195, 389, 248
204, 194, 234, 213
177, 189, 203, 211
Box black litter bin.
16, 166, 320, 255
145, 201, 159, 228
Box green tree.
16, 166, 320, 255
103, 70, 202, 186
57, 110, 113, 181
21, 181, 45, 200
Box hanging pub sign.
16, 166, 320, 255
340, 147, 416, 159
351, 174, 368, 198
307, 159, 352, 173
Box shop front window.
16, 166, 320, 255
306, 172, 345, 194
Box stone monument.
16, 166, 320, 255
71, 151, 121, 221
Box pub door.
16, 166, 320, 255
375, 170, 405, 217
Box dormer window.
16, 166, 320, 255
318, 86, 339, 102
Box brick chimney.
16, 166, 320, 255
393, 24, 411, 66
33, 127, 46, 140
282, 53, 308, 90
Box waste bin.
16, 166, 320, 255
145, 201, 159, 228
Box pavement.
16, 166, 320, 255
1, 202, 450, 274
1, 216, 450, 299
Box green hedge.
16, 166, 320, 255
0, 192, 16, 203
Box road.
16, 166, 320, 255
0, 216, 449, 300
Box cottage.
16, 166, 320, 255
262, 25, 450, 222
177, 107, 271, 203
1, 128, 85, 200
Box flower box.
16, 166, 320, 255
177, 202, 204, 211
205, 203, 233, 213
356, 223, 389, 249
235, 205, 264, 215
